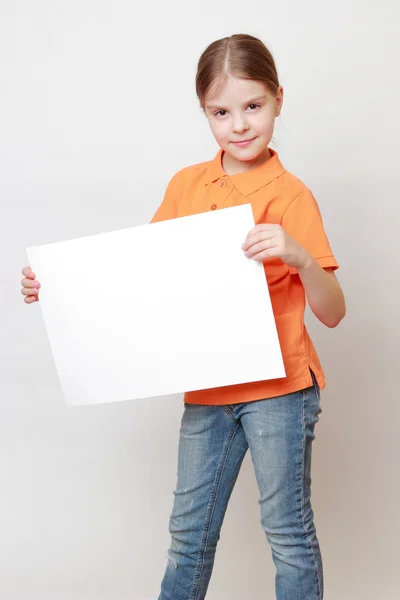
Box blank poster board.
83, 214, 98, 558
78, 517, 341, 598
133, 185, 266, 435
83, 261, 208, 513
26, 204, 285, 405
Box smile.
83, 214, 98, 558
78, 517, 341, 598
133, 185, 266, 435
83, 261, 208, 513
231, 138, 256, 147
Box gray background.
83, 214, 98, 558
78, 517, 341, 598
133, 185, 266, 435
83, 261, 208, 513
1, 0, 399, 598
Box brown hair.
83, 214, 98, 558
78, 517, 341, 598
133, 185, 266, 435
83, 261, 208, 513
195, 34, 280, 109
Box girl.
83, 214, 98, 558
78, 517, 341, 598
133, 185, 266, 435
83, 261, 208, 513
21, 34, 345, 600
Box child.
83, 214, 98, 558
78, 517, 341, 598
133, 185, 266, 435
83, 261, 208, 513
21, 33, 345, 600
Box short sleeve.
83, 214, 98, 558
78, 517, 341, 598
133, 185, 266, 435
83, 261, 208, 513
281, 187, 339, 274
150, 172, 180, 223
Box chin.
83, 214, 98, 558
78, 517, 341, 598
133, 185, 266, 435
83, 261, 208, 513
233, 149, 265, 163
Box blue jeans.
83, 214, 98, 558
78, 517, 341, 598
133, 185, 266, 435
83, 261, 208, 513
158, 375, 324, 600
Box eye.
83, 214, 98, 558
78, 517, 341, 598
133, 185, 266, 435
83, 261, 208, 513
248, 103, 260, 110
214, 110, 227, 117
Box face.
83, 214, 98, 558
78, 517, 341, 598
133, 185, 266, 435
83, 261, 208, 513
204, 75, 283, 174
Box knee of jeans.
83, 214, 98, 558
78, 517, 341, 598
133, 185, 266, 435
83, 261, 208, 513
262, 516, 318, 550
168, 493, 198, 537
166, 549, 178, 569
166, 534, 200, 571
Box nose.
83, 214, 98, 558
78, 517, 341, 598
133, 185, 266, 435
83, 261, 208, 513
231, 112, 249, 134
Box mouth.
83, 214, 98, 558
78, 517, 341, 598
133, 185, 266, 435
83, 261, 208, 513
231, 137, 256, 147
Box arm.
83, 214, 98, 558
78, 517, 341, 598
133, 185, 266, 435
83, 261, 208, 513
297, 258, 345, 328
242, 223, 346, 329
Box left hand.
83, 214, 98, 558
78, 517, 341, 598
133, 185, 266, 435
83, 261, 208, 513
242, 224, 312, 270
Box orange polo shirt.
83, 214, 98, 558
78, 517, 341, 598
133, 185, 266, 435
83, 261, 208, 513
151, 148, 338, 405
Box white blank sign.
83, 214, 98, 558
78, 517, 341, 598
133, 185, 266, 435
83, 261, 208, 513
26, 204, 285, 405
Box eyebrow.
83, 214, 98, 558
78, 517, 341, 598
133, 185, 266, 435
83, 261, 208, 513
206, 95, 267, 110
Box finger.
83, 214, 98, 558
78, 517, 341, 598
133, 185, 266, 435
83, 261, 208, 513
245, 224, 280, 240
243, 239, 278, 257
21, 286, 39, 296
242, 231, 277, 251
21, 277, 40, 289
24, 295, 38, 304
22, 266, 35, 278
249, 247, 281, 262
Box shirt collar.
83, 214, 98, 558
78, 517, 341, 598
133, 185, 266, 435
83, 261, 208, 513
205, 148, 286, 196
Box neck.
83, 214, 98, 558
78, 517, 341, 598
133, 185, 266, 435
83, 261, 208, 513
222, 147, 272, 175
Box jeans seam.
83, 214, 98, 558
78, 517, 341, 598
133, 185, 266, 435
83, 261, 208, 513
223, 405, 237, 421
189, 420, 240, 600
300, 389, 323, 600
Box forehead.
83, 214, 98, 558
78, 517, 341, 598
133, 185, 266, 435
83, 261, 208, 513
205, 75, 268, 107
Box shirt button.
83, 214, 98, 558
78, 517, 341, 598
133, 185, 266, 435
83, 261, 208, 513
220, 180, 227, 187
211, 204, 217, 210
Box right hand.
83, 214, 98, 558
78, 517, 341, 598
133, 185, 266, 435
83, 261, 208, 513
21, 266, 41, 304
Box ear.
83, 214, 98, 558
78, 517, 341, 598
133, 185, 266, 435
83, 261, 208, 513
275, 86, 284, 117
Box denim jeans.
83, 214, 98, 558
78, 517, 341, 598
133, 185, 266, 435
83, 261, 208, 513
158, 374, 323, 600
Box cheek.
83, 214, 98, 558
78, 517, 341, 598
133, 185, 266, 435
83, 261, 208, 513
209, 120, 229, 142
262, 122, 275, 138
251, 107, 274, 129
259, 112, 276, 134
